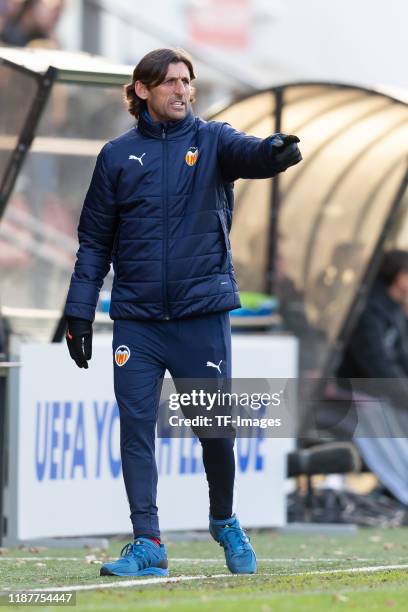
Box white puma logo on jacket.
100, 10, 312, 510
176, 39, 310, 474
129, 153, 146, 165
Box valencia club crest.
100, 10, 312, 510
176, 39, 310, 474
114, 345, 130, 367
185, 146, 199, 166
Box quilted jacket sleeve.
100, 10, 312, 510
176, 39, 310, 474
217, 122, 286, 183
64, 142, 118, 322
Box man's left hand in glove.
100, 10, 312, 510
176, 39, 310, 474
66, 317, 93, 369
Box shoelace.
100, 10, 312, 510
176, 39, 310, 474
217, 526, 251, 555
120, 542, 134, 557
120, 541, 152, 569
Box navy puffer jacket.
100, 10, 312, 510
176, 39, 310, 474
65, 110, 287, 322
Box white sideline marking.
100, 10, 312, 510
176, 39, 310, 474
0, 557, 377, 563
2, 564, 408, 593
0, 558, 85, 562
3, 575, 215, 592
172, 557, 376, 563
291, 564, 408, 576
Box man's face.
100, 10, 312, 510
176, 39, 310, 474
135, 62, 192, 123
389, 271, 408, 311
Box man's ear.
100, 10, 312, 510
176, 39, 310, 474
135, 81, 149, 100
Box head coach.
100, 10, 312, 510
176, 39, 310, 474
64, 48, 302, 577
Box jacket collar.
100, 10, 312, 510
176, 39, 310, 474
137, 107, 196, 139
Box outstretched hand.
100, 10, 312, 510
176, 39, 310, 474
269, 133, 302, 170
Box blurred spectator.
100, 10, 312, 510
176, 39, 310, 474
0, 0, 64, 47
334, 249, 408, 506
337, 249, 408, 405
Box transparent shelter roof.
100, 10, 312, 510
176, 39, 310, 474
0, 46, 133, 84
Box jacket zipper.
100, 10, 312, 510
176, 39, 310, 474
162, 126, 170, 319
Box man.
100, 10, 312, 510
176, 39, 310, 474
336, 249, 408, 505
65, 48, 302, 577
338, 249, 408, 391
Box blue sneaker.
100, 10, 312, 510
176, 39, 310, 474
100, 538, 169, 577
209, 514, 257, 574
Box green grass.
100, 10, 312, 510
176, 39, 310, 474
0, 528, 407, 610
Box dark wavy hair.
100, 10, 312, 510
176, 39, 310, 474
378, 249, 408, 286
124, 48, 196, 119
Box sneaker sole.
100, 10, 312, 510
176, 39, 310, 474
228, 567, 257, 574
100, 566, 169, 577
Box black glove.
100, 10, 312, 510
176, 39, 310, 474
66, 317, 93, 369
269, 133, 302, 171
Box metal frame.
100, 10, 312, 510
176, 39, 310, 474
265, 87, 283, 294
206, 80, 408, 118
0, 48, 132, 86
0, 362, 20, 546
0, 367, 5, 545
0, 59, 56, 220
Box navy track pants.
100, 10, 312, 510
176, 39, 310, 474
112, 312, 235, 539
